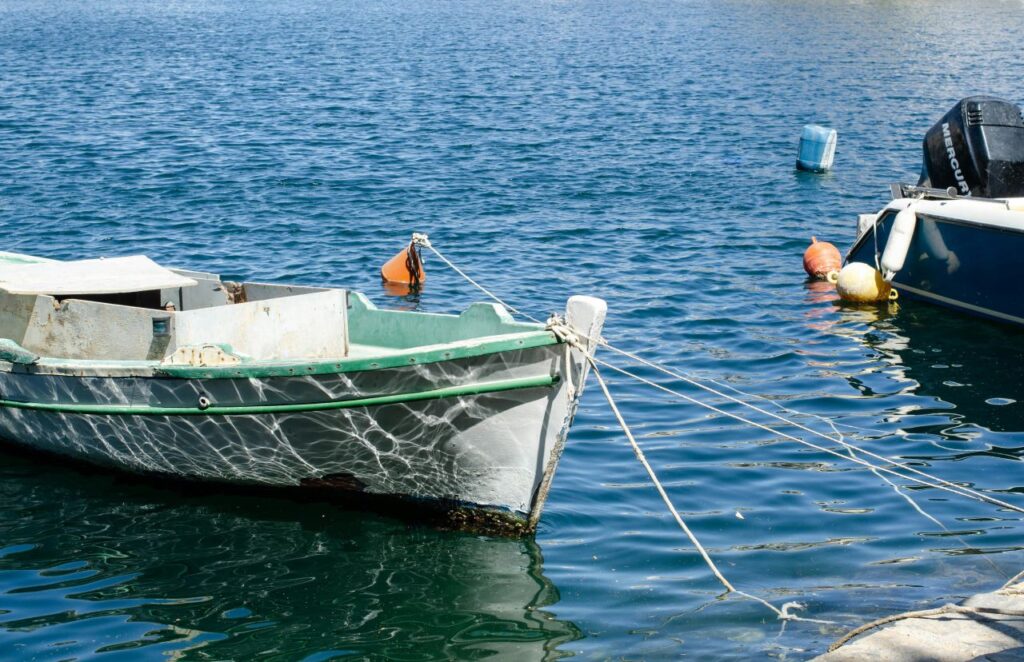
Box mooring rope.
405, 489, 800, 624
584, 339, 1024, 514
695, 373, 894, 438
416, 233, 1023, 515
828, 601, 1024, 652
1002, 570, 1024, 590
416, 233, 1023, 621
557, 315, 1014, 575
412, 233, 542, 323
589, 360, 834, 625
589, 363, 734, 591
686, 371, 1009, 578
709, 382, 952, 528
587, 353, 1024, 514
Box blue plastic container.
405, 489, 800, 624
796, 124, 837, 172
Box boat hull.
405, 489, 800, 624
0, 345, 582, 534
847, 209, 1024, 326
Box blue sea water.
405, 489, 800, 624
2, 0, 1024, 658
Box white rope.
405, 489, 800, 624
588, 354, 1024, 514
828, 602, 1024, 652
589, 361, 833, 625
422, 234, 1022, 514
590, 361, 735, 592
563, 333, 1012, 576
1002, 569, 1024, 590
606, 348, 1009, 578
703, 374, 894, 438
420, 234, 1023, 620
412, 234, 542, 323
720, 376, 1006, 575
742, 378, 969, 550
589, 340, 1024, 515
842, 444, 1006, 578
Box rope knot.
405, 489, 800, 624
778, 601, 806, 621
545, 314, 584, 348
411, 232, 431, 248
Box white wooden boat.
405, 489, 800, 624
0, 251, 606, 534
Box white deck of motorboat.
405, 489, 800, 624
884, 196, 1024, 232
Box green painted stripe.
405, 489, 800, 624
0, 374, 557, 417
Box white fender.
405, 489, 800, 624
880, 206, 917, 281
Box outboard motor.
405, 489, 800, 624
918, 96, 1024, 198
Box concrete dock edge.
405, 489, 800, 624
812, 580, 1024, 661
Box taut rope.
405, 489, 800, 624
589, 359, 833, 625
410, 232, 1024, 626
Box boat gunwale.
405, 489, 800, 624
909, 210, 1024, 234
846, 204, 1024, 265
0, 329, 561, 379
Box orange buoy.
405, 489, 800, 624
381, 241, 426, 287
802, 236, 841, 280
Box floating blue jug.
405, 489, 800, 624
796, 125, 837, 173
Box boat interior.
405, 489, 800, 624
0, 253, 543, 366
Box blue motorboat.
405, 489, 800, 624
845, 96, 1024, 327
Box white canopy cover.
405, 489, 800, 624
0, 255, 197, 296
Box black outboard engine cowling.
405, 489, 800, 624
918, 96, 1024, 198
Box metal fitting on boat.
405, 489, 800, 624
197, 395, 211, 411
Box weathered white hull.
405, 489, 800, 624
0, 343, 595, 533
0, 247, 607, 533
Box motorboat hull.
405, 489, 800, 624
847, 202, 1024, 327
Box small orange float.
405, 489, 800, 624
381, 240, 426, 287
802, 236, 841, 280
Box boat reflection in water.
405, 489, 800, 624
0, 450, 582, 660
834, 298, 1024, 435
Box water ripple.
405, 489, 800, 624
2, 0, 1024, 658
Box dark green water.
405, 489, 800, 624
2, 0, 1023, 658
0, 460, 580, 660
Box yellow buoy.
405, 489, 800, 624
829, 262, 898, 303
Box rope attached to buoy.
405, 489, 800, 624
411, 232, 1024, 626
405, 243, 424, 290
412, 234, 541, 322
414, 232, 1024, 515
